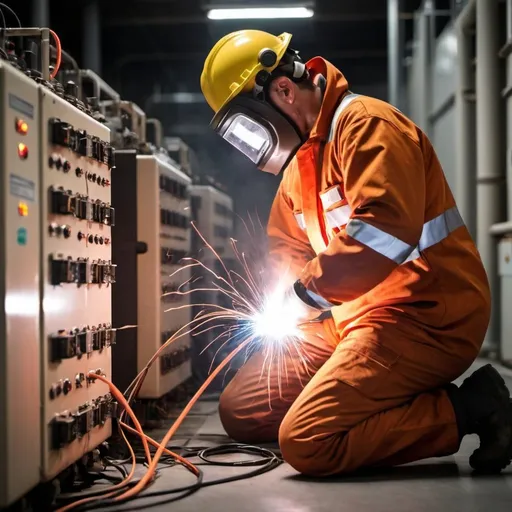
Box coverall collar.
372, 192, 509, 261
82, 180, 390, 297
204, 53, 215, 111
306, 57, 349, 141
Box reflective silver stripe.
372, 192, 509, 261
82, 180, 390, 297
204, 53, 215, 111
347, 206, 465, 265
295, 212, 306, 231
328, 93, 361, 142
346, 219, 414, 264
320, 186, 343, 209
403, 206, 464, 264
325, 204, 352, 229
403, 248, 421, 264
305, 289, 334, 310
417, 206, 464, 251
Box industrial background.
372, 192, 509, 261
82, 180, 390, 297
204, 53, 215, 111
2, 0, 512, 511
14, 0, 442, 223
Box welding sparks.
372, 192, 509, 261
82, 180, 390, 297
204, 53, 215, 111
126, 221, 309, 409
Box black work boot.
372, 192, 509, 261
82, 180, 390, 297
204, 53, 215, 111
447, 364, 512, 473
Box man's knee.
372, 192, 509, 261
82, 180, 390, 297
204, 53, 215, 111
218, 387, 248, 442
278, 412, 346, 477
218, 386, 280, 443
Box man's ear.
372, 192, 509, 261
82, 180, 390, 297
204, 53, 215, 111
273, 77, 295, 105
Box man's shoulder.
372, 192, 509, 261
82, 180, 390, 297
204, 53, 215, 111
334, 95, 422, 145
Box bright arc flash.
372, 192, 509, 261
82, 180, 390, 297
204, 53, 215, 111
251, 285, 303, 342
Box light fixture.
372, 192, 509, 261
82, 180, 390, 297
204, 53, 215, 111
206, 6, 314, 20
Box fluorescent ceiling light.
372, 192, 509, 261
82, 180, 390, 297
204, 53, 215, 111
207, 7, 314, 20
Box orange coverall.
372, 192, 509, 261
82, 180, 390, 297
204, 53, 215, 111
219, 57, 491, 475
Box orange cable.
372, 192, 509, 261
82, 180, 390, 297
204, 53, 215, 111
54, 374, 152, 512
114, 339, 251, 501
49, 29, 61, 79
119, 421, 200, 476
91, 373, 152, 465
55, 426, 137, 512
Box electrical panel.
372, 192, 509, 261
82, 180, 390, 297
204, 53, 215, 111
40, 84, 115, 480
0, 61, 42, 508
189, 184, 235, 390
112, 151, 192, 399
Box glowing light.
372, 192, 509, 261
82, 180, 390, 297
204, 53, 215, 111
207, 7, 314, 20
18, 202, 28, 216
252, 285, 303, 342
17, 142, 29, 159
15, 118, 29, 135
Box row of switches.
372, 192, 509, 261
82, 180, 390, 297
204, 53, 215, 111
50, 325, 116, 362
50, 187, 115, 226
49, 118, 115, 168
160, 346, 191, 375
51, 395, 116, 450
51, 255, 116, 286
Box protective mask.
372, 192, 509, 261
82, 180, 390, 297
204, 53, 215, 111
210, 94, 304, 176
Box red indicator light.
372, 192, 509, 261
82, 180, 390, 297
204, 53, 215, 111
18, 202, 28, 216
15, 118, 29, 135
18, 143, 29, 159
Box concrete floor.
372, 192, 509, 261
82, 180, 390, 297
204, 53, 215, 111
95, 360, 512, 512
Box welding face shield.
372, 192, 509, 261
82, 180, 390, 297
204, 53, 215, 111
210, 94, 304, 176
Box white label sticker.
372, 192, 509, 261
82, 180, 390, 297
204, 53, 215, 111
10, 174, 35, 202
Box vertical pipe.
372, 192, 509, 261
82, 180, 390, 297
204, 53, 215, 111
83, 0, 102, 74
388, 0, 400, 108
476, 0, 505, 351
418, 10, 431, 134
32, 0, 49, 27
507, 0, 512, 221
40, 28, 50, 82
507, 0, 512, 42
455, 0, 476, 237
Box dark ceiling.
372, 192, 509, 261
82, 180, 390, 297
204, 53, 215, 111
10, 0, 452, 223
11, 0, 439, 98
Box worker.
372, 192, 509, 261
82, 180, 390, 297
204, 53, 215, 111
200, 30, 512, 476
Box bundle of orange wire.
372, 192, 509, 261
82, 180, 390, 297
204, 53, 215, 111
56, 225, 298, 510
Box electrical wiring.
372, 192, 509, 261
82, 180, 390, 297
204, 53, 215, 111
55, 374, 202, 511
54, 373, 157, 512
58, 340, 251, 510
58, 231, 292, 509
90, 373, 153, 466
76, 444, 281, 512
114, 338, 251, 502
0, 7, 6, 30
54, 426, 137, 512
119, 421, 200, 475
0, 3, 21, 27
49, 29, 61, 79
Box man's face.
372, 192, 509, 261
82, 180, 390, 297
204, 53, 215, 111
267, 77, 308, 136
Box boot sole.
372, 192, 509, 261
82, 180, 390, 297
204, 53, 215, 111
470, 400, 512, 474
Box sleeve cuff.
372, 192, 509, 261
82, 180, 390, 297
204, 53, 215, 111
293, 280, 335, 311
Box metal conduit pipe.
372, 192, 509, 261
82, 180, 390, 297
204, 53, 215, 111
454, 0, 476, 237
32, 0, 49, 27
146, 119, 163, 148
388, 0, 401, 108
83, 0, 101, 74
505, 0, 512, 222
476, 0, 505, 352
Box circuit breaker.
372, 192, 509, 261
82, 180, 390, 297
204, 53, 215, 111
112, 151, 192, 399
40, 84, 115, 480
190, 184, 235, 390
0, 61, 42, 508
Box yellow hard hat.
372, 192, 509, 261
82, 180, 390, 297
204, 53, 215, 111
201, 30, 292, 113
